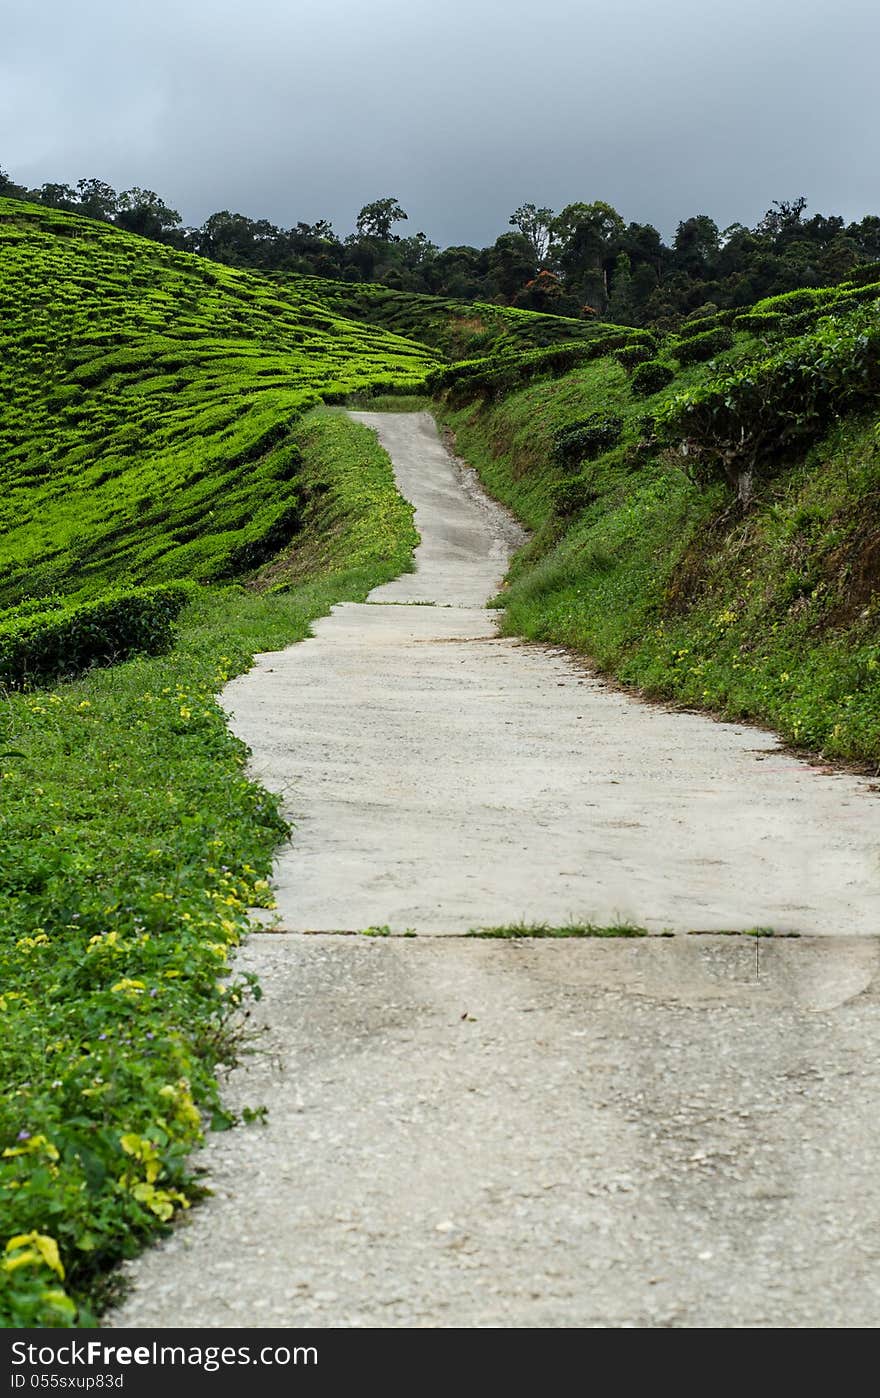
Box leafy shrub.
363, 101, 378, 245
677, 309, 737, 339
837, 281, 880, 308
754, 287, 840, 316
656, 308, 880, 505
0, 596, 64, 623
631, 359, 675, 396
613, 343, 654, 370
426, 328, 657, 406
0, 583, 193, 688
732, 285, 880, 343
552, 413, 624, 470
734, 311, 785, 335
551, 474, 598, 518
271, 444, 303, 481
629, 329, 660, 352
782, 283, 880, 336
673, 327, 734, 364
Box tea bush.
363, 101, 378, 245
677, 309, 737, 339
0, 584, 193, 688
734, 280, 880, 339
673, 327, 735, 364
734, 311, 785, 335
613, 343, 655, 370
631, 359, 676, 396
552, 413, 624, 469
657, 306, 880, 503
551, 473, 599, 518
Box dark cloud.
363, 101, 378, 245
3, 0, 878, 244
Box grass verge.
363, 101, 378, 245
0, 410, 416, 1326
435, 358, 880, 765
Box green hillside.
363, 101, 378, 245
435, 276, 880, 764
0, 202, 437, 1325
0, 199, 434, 604
3, 196, 880, 1324
287, 274, 609, 360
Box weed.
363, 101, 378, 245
467, 921, 649, 938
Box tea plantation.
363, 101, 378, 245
434, 275, 880, 764
289, 274, 612, 360
0, 201, 435, 1325
0, 198, 435, 604
4, 192, 880, 1326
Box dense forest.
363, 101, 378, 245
3, 164, 879, 326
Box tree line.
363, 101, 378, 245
3, 166, 879, 327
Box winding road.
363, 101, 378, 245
109, 412, 880, 1328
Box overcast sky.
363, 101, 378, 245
2, 0, 878, 246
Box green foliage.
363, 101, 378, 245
631, 359, 676, 396
508, 203, 555, 264
355, 197, 408, 241
848, 262, 880, 287
427, 329, 654, 405
218, 508, 303, 578
434, 290, 880, 764
672, 327, 735, 364
657, 307, 880, 502
733, 311, 785, 335
289, 276, 604, 359
677, 309, 737, 339
552, 413, 624, 469
0, 584, 193, 689
613, 342, 655, 369
750, 286, 840, 316
550, 474, 599, 518
0, 199, 435, 604
0, 409, 417, 1326
734, 280, 880, 339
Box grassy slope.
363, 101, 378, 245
0, 408, 417, 1325
288, 274, 604, 359
436, 317, 880, 765
0, 199, 434, 603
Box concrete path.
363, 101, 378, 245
110, 934, 880, 1328
225, 411, 878, 936
109, 412, 880, 1329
